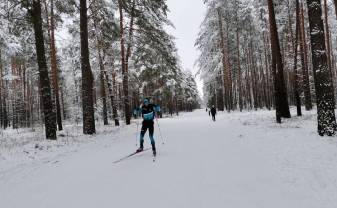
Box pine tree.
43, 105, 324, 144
44, 0, 63, 131
29, 0, 57, 139
293, 0, 302, 116
118, 0, 134, 125
267, 0, 291, 123
299, 2, 313, 111
80, 0, 95, 134
306, 0, 337, 136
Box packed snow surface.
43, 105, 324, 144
1, 109, 337, 208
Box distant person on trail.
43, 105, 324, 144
210, 105, 216, 121
137, 98, 157, 156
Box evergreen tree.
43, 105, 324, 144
80, 0, 95, 134
29, 0, 57, 139
267, 0, 291, 123
306, 0, 337, 136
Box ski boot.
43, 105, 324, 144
136, 141, 144, 153
152, 143, 156, 157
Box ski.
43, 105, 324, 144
113, 148, 151, 164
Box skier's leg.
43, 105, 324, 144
149, 124, 155, 145
149, 123, 156, 155
138, 123, 148, 151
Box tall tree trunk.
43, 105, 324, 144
234, 3, 242, 112
306, 0, 337, 136
30, 0, 57, 139
226, 23, 233, 111
60, 83, 66, 119
267, 0, 291, 123
0, 49, 3, 128
11, 57, 17, 129
111, 71, 120, 126
98, 47, 108, 125
323, 0, 333, 73
329, 30, 337, 101
3, 78, 7, 129
294, 0, 302, 116
323, 0, 336, 107
100, 53, 119, 126
118, 0, 135, 125
93, 16, 108, 126
300, 3, 313, 110
263, 33, 272, 110
45, 0, 63, 131
22, 62, 28, 127
217, 8, 229, 112
80, 0, 96, 134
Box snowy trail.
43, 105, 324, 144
1, 110, 337, 208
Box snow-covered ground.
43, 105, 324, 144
1, 109, 337, 208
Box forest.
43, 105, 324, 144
197, 0, 337, 136
1, 0, 337, 139
0, 0, 200, 140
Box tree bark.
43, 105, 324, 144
30, 0, 57, 139
299, 3, 313, 110
217, 8, 230, 112
44, 0, 63, 131
97, 45, 109, 125
294, 0, 302, 116
0, 49, 3, 128
80, 0, 96, 134
306, 0, 337, 136
267, 0, 291, 123
323, 0, 336, 107
93, 15, 109, 126
118, 0, 135, 125
235, 3, 243, 112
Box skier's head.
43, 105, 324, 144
212, 105, 215, 108
143, 98, 150, 106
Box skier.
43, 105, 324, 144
137, 98, 157, 156
210, 105, 217, 121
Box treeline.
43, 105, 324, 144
0, 0, 200, 139
196, 0, 337, 136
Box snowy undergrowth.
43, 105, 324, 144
0, 121, 134, 175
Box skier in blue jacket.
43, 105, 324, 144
137, 98, 157, 156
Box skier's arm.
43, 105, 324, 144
152, 104, 157, 118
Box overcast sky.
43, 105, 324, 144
166, 0, 206, 97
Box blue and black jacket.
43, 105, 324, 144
141, 104, 156, 122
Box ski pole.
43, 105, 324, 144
155, 118, 165, 145
136, 120, 140, 146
